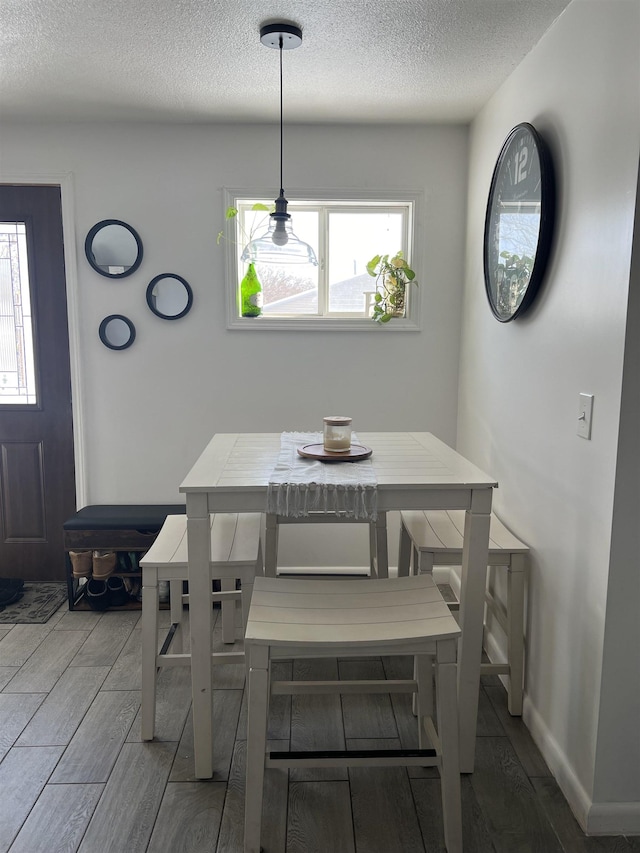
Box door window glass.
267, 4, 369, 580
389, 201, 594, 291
0, 222, 37, 404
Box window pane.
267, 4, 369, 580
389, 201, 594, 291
244, 210, 319, 316
327, 211, 404, 313
0, 222, 37, 404
258, 262, 319, 315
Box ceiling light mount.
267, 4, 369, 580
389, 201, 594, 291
260, 23, 302, 50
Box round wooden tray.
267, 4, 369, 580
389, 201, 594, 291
297, 443, 372, 463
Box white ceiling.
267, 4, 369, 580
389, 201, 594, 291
0, 0, 572, 125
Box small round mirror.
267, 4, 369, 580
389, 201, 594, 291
99, 315, 136, 350
146, 274, 193, 320
85, 220, 143, 279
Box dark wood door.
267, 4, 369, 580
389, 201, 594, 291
0, 185, 76, 581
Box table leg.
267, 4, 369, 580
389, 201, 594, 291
372, 511, 388, 578
264, 513, 279, 577
457, 490, 492, 773
368, 522, 376, 574
187, 493, 214, 778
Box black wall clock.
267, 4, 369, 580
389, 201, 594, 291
483, 122, 555, 322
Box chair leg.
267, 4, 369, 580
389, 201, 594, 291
410, 548, 438, 715
244, 644, 270, 853
415, 653, 434, 747
241, 578, 254, 633
241, 544, 259, 639
416, 549, 434, 576
435, 638, 462, 853
397, 520, 412, 577
506, 555, 526, 715
169, 579, 184, 654
141, 567, 159, 741
221, 578, 236, 644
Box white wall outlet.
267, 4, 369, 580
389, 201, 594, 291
577, 393, 594, 439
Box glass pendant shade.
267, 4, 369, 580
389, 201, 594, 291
241, 223, 318, 265
241, 195, 318, 265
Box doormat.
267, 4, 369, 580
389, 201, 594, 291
0, 582, 67, 624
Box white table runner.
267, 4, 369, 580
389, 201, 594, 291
266, 431, 378, 520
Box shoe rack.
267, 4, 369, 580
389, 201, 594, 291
67, 551, 154, 611
65, 531, 160, 611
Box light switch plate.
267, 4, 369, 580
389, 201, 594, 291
577, 393, 594, 439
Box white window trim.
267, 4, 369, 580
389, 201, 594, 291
223, 187, 424, 331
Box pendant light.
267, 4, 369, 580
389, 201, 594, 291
241, 23, 318, 266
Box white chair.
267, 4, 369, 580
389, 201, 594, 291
243, 574, 463, 853
140, 512, 262, 741
398, 508, 528, 715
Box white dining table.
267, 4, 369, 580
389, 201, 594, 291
179, 431, 497, 778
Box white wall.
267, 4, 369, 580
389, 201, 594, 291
458, 0, 640, 831
591, 168, 640, 823
0, 122, 468, 566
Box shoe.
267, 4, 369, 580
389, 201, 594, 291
107, 576, 129, 607
93, 550, 117, 580
117, 552, 132, 573
85, 578, 110, 611
125, 579, 142, 602
0, 578, 24, 608
70, 550, 92, 578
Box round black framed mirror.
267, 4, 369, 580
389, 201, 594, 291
146, 273, 193, 320
483, 123, 555, 322
99, 315, 136, 350
85, 220, 143, 279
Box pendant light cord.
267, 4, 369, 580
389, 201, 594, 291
279, 35, 284, 196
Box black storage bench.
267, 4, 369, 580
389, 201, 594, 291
64, 504, 186, 610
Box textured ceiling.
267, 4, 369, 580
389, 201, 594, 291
0, 0, 572, 124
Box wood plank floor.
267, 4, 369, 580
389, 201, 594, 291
0, 600, 637, 853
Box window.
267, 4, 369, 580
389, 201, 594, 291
223, 189, 422, 331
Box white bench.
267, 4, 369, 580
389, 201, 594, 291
140, 512, 262, 741
398, 509, 528, 715
244, 574, 463, 853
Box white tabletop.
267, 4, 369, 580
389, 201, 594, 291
179, 431, 497, 506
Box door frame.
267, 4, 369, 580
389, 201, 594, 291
0, 171, 87, 508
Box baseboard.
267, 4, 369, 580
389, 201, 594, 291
432, 566, 451, 585
526, 703, 640, 834
522, 696, 592, 831
586, 802, 640, 836
276, 565, 371, 577
480, 590, 594, 834
483, 630, 508, 672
